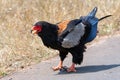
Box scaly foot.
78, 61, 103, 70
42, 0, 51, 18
52, 61, 63, 71
67, 63, 76, 72
52, 66, 63, 71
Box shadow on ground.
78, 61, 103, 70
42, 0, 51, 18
57, 64, 120, 74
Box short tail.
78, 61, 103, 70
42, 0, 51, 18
99, 15, 112, 21
87, 7, 98, 17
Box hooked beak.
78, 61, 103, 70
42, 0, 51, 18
31, 25, 42, 35
31, 29, 37, 35
31, 30, 33, 33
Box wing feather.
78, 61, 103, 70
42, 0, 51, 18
57, 20, 70, 35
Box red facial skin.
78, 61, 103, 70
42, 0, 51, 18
31, 26, 42, 34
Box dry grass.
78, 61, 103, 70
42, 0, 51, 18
0, 0, 120, 77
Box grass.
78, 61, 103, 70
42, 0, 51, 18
0, 0, 120, 78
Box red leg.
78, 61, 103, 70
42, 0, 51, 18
52, 61, 63, 71
67, 63, 76, 72
52, 50, 68, 71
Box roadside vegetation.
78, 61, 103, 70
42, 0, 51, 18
0, 0, 120, 77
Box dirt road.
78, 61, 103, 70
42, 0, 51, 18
1, 35, 120, 80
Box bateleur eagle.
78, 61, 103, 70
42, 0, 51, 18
31, 7, 111, 72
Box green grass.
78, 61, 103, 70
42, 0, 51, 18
0, 72, 7, 77
0, 0, 120, 77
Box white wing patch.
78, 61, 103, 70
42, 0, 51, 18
61, 23, 86, 48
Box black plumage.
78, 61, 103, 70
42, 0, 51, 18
33, 20, 87, 64
31, 7, 111, 72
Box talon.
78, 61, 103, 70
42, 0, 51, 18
67, 63, 76, 72
52, 61, 63, 71
52, 66, 62, 71
67, 68, 76, 72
